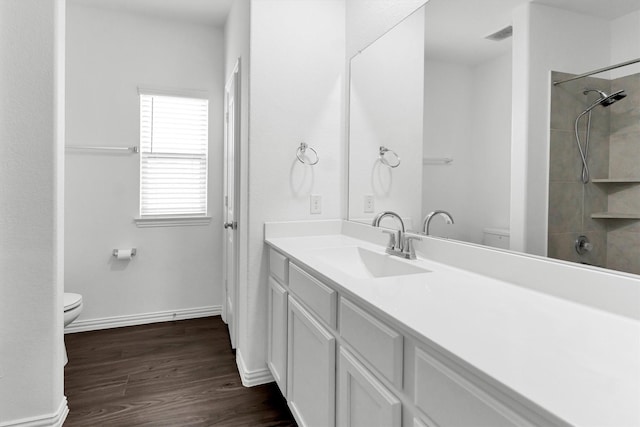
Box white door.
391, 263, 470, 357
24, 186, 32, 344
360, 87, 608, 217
223, 60, 240, 348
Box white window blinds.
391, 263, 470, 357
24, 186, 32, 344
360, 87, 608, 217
139, 94, 208, 217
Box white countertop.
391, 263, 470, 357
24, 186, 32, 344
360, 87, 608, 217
265, 233, 640, 427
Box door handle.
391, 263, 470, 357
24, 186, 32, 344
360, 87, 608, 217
224, 222, 237, 230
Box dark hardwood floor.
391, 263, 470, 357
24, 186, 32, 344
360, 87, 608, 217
64, 316, 296, 426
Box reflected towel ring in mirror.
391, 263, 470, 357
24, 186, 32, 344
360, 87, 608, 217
379, 146, 401, 168
296, 142, 319, 165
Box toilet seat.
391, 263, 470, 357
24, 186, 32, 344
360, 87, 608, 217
64, 293, 82, 312
63, 292, 83, 365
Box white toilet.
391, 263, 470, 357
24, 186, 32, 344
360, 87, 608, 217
63, 292, 83, 365
482, 228, 510, 250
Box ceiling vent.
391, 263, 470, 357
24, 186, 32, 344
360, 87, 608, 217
485, 25, 513, 41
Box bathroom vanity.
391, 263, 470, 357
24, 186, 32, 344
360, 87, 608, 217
264, 220, 640, 427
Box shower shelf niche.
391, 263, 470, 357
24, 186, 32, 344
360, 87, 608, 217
589, 179, 640, 219
591, 212, 640, 220
591, 178, 640, 184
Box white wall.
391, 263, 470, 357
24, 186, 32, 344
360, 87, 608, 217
423, 52, 511, 242
242, 0, 345, 375
0, 0, 66, 424
468, 52, 512, 242
510, 3, 630, 255
346, 0, 426, 58
349, 8, 424, 226
610, 10, 640, 78
423, 60, 474, 239
345, 0, 426, 226
65, 4, 224, 325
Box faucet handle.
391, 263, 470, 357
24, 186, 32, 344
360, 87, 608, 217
403, 235, 422, 260
381, 230, 398, 250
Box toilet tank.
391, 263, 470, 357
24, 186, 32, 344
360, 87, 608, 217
482, 228, 510, 249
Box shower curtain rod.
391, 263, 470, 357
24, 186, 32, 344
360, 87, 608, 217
553, 57, 640, 85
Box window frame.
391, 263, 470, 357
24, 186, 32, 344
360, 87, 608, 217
134, 87, 211, 228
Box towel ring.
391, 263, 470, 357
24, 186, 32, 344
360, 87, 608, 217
379, 146, 400, 168
296, 142, 319, 166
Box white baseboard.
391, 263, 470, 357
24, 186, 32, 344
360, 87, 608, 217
236, 349, 274, 387
64, 305, 222, 334
0, 397, 68, 427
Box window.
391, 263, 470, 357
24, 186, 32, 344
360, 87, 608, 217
138, 92, 209, 222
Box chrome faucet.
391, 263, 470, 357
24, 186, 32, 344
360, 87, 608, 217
371, 211, 421, 259
422, 210, 454, 236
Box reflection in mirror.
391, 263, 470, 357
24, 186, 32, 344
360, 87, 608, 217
549, 67, 640, 275
421, 0, 513, 244
348, 6, 425, 229
347, 0, 640, 277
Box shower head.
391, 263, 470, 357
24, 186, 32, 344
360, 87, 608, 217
574, 88, 628, 184
582, 88, 627, 113
600, 89, 627, 106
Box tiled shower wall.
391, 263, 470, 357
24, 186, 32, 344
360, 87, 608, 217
607, 72, 640, 274
549, 72, 609, 268
549, 71, 640, 274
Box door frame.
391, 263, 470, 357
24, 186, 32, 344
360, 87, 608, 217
222, 59, 241, 348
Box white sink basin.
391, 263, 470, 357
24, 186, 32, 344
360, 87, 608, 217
308, 246, 431, 279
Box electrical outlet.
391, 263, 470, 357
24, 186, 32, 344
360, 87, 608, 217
310, 194, 322, 214
364, 195, 374, 213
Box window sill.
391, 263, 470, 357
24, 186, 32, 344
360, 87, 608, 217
134, 216, 212, 228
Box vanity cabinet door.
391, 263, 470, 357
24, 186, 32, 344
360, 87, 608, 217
267, 277, 288, 396
413, 346, 525, 427
288, 296, 336, 427
337, 347, 401, 427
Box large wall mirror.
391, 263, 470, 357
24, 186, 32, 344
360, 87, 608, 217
347, 0, 640, 276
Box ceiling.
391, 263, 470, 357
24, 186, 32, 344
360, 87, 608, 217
70, 0, 233, 27
423, 0, 640, 65
424, 0, 527, 65
534, 0, 640, 19
71, 0, 639, 61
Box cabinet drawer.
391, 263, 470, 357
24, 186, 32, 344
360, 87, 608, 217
414, 346, 526, 427
269, 248, 288, 284
289, 263, 337, 329
339, 298, 403, 389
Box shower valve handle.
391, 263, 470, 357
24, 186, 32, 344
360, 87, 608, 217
575, 235, 593, 255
